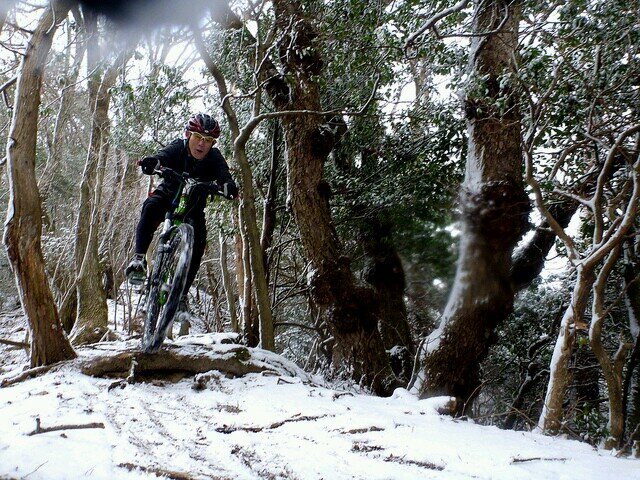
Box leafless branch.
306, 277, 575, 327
524, 138, 581, 263
237, 74, 381, 145
0, 76, 16, 94
405, 0, 471, 49
588, 126, 640, 266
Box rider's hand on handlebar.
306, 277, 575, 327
220, 181, 239, 200
158, 167, 185, 182
138, 157, 159, 175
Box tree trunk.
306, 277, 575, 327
219, 232, 239, 333
260, 120, 280, 280
537, 125, 640, 435
236, 147, 275, 351
210, 0, 398, 394
70, 13, 110, 345
193, 26, 275, 351
39, 8, 87, 217
625, 336, 640, 456
232, 223, 252, 342
588, 246, 627, 449
2, 0, 76, 367
235, 208, 256, 346
538, 267, 594, 432
623, 244, 640, 452
269, 0, 399, 395
417, 0, 528, 408
332, 133, 415, 380
361, 214, 415, 381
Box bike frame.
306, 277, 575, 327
140, 167, 223, 351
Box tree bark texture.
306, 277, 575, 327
623, 245, 640, 450
193, 26, 274, 351
588, 246, 627, 449
71, 14, 127, 345
236, 150, 276, 351
39, 8, 87, 215
2, 0, 76, 367
418, 0, 528, 408
260, 120, 280, 280
76, 56, 132, 343
537, 268, 593, 433
361, 214, 415, 381
219, 233, 239, 333
269, 0, 399, 395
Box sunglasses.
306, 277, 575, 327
191, 132, 216, 144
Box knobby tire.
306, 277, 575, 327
141, 223, 194, 353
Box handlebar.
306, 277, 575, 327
154, 166, 234, 199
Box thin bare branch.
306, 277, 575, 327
237, 74, 381, 146
405, 0, 471, 48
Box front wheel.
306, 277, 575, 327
142, 223, 194, 353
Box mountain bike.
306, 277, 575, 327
140, 166, 227, 353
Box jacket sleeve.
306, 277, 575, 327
150, 138, 184, 169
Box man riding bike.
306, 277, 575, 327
125, 113, 238, 315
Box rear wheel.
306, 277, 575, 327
141, 223, 194, 352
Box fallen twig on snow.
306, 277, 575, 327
383, 454, 444, 471
511, 456, 567, 463
216, 413, 330, 434
28, 417, 105, 436
0, 362, 63, 388
118, 462, 196, 480
0, 337, 29, 349
341, 426, 385, 434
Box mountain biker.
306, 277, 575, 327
125, 113, 238, 313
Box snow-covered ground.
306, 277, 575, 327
0, 308, 638, 479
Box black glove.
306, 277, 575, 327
221, 181, 239, 199
138, 157, 159, 175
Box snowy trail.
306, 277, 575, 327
1, 336, 639, 479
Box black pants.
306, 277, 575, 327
135, 194, 207, 293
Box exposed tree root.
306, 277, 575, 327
78, 344, 280, 381
1, 341, 305, 389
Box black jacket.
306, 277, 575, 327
148, 138, 235, 215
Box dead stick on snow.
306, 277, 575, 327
511, 457, 567, 463
118, 463, 195, 480
216, 414, 329, 434
28, 417, 105, 436
0, 363, 62, 388
0, 338, 29, 349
